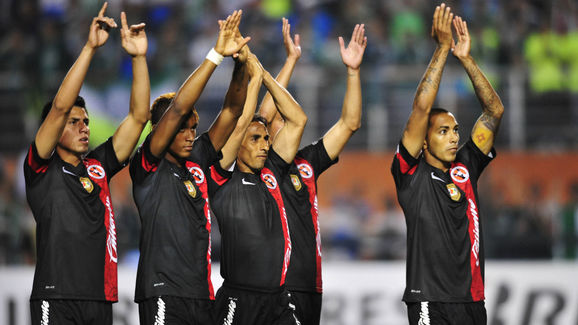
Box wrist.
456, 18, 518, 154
206, 48, 224, 66
346, 66, 360, 75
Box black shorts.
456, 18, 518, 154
214, 283, 300, 325
30, 299, 112, 325
138, 296, 214, 325
406, 301, 487, 325
288, 290, 322, 325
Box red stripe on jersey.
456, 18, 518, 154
141, 150, 157, 172
185, 161, 215, 300
396, 152, 417, 175
27, 145, 48, 173
451, 162, 484, 301
294, 157, 323, 293
261, 168, 292, 286
210, 165, 229, 186
84, 158, 118, 302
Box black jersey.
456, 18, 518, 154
281, 139, 337, 293
209, 149, 292, 291
130, 132, 220, 302
391, 138, 495, 303
24, 138, 124, 302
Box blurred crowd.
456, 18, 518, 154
1, 0, 578, 266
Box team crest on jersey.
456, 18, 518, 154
297, 163, 313, 179
450, 166, 469, 183
447, 183, 461, 201
290, 174, 302, 191
87, 165, 106, 179
184, 180, 197, 198
79, 177, 94, 193
188, 166, 205, 184
262, 173, 278, 190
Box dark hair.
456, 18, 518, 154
427, 107, 450, 129
41, 96, 87, 124
251, 114, 268, 128
150, 92, 198, 126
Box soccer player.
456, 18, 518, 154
390, 4, 505, 324
128, 10, 250, 324
209, 50, 307, 324
23, 4, 149, 324
258, 21, 366, 324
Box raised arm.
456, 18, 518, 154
258, 17, 302, 136
207, 14, 253, 152
219, 53, 263, 169
402, 3, 453, 158
263, 66, 308, 164
452, 16, 504, 155
111, 11, 149, 163
148, 10, 250, 158
322, 23, 367, 160
35, 2, 116, 159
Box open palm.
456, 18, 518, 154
339, 24, 367, 70
451, 16, 470, 59
120, 12, 147, 57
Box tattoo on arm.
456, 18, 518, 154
479, 112, 499, 132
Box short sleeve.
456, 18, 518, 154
298, 139, 338, 180
129, 135, 162, 184
23, 142, 52, 185
391, 141, 420, 190
88, 137, 126, 179
266, 148, 291, 180
190, 132, 223, 171
456, 138, 496, 182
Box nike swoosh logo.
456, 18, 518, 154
173, 173, 180, 178
242, 178, 256, 186
62, 166, 76, 176
431, 172, 445, 182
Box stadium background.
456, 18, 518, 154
0, 0, 577, 323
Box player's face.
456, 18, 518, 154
58, 106, 90, 156
424, 112, 459, 169
237, 121, 270, 173
169, 114, 198, 159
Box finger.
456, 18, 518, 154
130, 23, 146, 33
121, 11, 128, 31
362, 36, 367, 49
294, 34, 300, 48
231, 10, 241, 29
433, 6, 440, 31
357, 24, 365, 44
351, 24, 359, 43
218, 20, 224, 29
436, 4, 444, 29
235, 36, 251, 51
98, 2, 108, 18
443, 6, 451, 26
462, 20, 469, 37
338, 36, 345, 52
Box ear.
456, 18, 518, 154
422, 139, 428, 151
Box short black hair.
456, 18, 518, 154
251, 114, 268, 128
41, 96, 87, 124
150, 92, 198, 126
427, 107, 450, 128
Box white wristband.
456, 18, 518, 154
206, 48, 224, 66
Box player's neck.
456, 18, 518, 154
236, 159, 258, 174
424, 152, 451, 173
56, 146, 83, 167
165, 151, 183, 168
